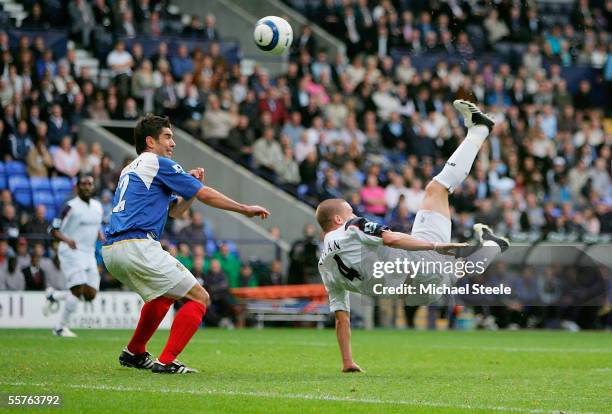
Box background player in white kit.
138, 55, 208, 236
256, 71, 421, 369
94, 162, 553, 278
316, 101, 510, 372
44, 175, 104, 337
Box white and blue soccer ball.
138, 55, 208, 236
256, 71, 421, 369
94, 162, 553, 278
254, 16, 293, 55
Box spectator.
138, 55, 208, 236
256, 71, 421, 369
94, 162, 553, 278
106, 41, 134, 100
237, 264, 257, 287
203, 259, 242, 328
0, 239, 24, 290
253, 127, 283, 177
213, 242, 241, 288
22, 250, 46, 291
177, 211, 207, 248
360, 173, 387, 217
8, 120, 32, 161
258, 260, 283, 286
1, 204, 20, 241
53, 136, 80, 177
37, 241, 65, 290
47, 104, 70, 146
171, 44, 194, 80
154, 72, 179, 116
203, 14, 219, 41
201, 94, 234, 141
276, 147, 301, 188
21, 205, 48, 238
26, 133, 53, 177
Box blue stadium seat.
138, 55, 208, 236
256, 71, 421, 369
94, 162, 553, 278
0, 161, 5, 176
33, 190, 57, 220
8, 175, 30, 191
0, 175, 6, 190
13, 190, 32, 208
54, 192, 71, 209
50, 176, 74, 193
30, 177, 52, 191
206, 239, 217, 255
5, 161, 27, 176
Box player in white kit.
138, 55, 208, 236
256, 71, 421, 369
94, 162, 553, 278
43, 175, 104, 337
316, 101, 510, 372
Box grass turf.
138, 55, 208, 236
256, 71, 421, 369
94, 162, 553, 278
0, 328, 610, 413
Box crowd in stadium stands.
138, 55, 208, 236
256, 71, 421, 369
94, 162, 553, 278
0, 0, 610, 329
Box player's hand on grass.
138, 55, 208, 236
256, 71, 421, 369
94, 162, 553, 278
189, 168, 205, 183
342, 362, 364, 373
434, 242, 468, 256
244, 205, 270, 219
67, 239, 77, 250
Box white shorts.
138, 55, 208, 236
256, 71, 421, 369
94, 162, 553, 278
59, 251, 100, 290
405, 210, 455, 306
101, 237, 198, 302
411, 210, 452, 243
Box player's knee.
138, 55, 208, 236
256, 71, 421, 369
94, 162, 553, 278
425, 180, 447, 197
189, 284, 210, 306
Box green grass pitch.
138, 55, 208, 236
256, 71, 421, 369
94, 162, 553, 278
1, 328, 610, 413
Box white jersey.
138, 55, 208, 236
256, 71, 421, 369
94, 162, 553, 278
318, 217, 410, 312
52, 196, 104, 257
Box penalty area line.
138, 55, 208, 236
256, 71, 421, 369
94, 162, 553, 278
0, 381, 602, 414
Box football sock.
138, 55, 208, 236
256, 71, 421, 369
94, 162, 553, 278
158, 300, 206, 364
127, 296, 175, 355
51, 290, 69, 301
433, 125, 489, 192
58, 293, 80, 329
462, 240, 501, 276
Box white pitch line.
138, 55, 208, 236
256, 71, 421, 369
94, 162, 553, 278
0, 381, 603, 414
8, 333, 612, 353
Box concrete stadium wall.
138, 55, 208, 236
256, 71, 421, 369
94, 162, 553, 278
79, 120, 289, 263
232, 0, 345, 57
173, 0, 286, 75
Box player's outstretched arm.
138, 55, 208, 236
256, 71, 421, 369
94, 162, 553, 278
382, 231, 466, 255
335, 310, 363, 373
195, 186, 270, 219
169, 168, 205, 218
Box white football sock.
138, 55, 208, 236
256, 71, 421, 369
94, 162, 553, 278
433, 125, 489, 192
58, 294, 80, 329
463, 240, 501, 275
51, 290, 69, 301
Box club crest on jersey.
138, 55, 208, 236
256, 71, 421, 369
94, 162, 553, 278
172, 164, 185, 174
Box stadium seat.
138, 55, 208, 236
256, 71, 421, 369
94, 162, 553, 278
30, 177, 52, 191
13, 190, 32, 208
206, 239, 218, 255
50, 176, 74, 193
5, 161, 27, 176
0, 161, 5, 176
8, 175, 30, 192
54, 192, 71, 209
33, 190, 58, 219
0, 175, 6, 190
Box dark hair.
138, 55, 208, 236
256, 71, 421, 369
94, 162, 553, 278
134, 114, 171, 154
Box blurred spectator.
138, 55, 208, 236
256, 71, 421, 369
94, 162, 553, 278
22, 250, 45, 291
47, 104, 70, 146
177, 211, 207, 248
253, 127, 283, 176
201, 94, 234, 141
53, 136, 81, 177
202, 259, 243, 328
21, 205, 48, 238
214, 242, 241, 288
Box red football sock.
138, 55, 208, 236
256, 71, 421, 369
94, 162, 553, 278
127, 296, 175, 355
158, 300, 206, 364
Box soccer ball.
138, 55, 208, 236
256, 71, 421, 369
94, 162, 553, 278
254, 16, 293, 55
